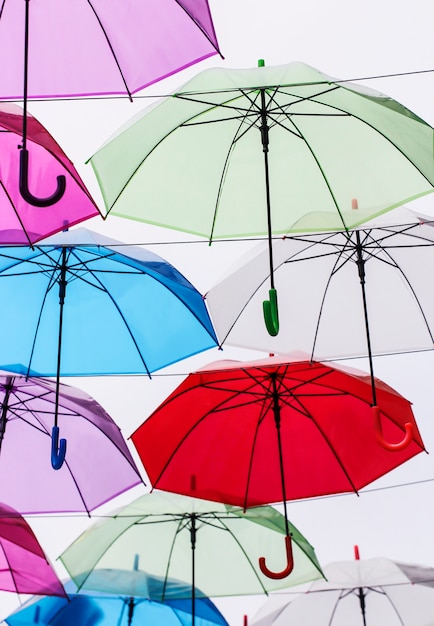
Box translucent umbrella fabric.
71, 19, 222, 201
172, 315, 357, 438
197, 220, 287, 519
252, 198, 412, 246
250, 549, 434, 626
130, 354, 425, 508
59, 491, 324, 598
0, 227, 217, 377
0, 0, 221, 99
0, 102, 100, 244
206, 208, 434, 359
6, 578, 229, 626
0, 375, 142, 514
0, 502, 65, 597
89, 61, 434, 233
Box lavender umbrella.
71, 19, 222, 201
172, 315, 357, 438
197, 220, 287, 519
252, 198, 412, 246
0, 501, 65, 596
0, 375, 142, 514
0, 0, 222, 207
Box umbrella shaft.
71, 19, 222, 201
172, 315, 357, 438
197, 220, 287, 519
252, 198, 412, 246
22, 0, 30, 150
259, 89, 275, 289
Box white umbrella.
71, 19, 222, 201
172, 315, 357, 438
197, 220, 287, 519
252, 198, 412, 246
250, 546, 434, 626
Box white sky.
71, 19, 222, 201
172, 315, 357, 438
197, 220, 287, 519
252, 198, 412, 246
2, 1, 434, 625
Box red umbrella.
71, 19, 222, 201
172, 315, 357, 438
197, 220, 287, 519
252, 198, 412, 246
0, 502, 65, 597
131, 354, 425, 578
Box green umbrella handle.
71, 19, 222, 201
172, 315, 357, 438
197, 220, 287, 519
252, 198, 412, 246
263, 288, 279, 336
259, 534, 293, 579
51, 425, 67, 470
372, 405, 413, 451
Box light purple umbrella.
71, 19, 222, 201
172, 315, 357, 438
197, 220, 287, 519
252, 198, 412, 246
0, 501, 65, 596
0, 102, 100, 244
0, 0, 222, 207
0, 375, 143, 514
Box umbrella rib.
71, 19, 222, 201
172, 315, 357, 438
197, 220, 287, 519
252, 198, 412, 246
85, 0, 132, 99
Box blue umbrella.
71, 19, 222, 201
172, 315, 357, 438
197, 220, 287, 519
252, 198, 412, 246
0, 227, 217, 468
5, 576, 229, 626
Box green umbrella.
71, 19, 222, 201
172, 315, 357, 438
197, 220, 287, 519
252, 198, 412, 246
59, 491, 324, 621
89, 60, 434, 335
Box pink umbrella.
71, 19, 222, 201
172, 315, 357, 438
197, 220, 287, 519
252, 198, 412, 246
0, 102, 100, 244
0, 0, 222, 207
0, 502, 65, 597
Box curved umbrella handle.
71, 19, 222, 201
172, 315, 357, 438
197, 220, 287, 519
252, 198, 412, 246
19, 148, 66, 207
51, 425, 67, 470
263, 288, 279, 336
372, 405, 413, 451
259, 534, 294, 579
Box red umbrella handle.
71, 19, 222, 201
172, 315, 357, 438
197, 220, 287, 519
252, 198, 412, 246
372, 405, 413, 451
259, 534, 294, 579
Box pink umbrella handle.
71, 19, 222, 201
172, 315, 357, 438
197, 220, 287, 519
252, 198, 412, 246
372, 405, 413, 451
259, 534, 294, 579
51, 425, 67, 470
19, 149, 66, 207
263, 288, 279, 336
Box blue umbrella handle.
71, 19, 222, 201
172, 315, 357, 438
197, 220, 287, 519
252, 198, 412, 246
263, 288, 279, 336
51, 425, 67, 470
259, 534, 294, 579
372, 405, 413, 451
19, 148, 66, 207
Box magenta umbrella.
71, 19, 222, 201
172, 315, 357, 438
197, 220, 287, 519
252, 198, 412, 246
0, 0, 222, 207
0, 102, 100, 244
0, 501, 65, 597
0, 375, 143, 514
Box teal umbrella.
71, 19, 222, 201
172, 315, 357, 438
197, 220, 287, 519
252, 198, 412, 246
59, 491, 324, 624
88, 60, 434, 335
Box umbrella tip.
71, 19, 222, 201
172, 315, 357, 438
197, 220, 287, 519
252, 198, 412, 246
258, 59, 265, 67
354, 545, 360, 560
243, 615, 248, 626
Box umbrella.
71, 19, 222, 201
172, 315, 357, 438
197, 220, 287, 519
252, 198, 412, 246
0, 374, 142, 514
0, 0, 222, 207
0, 227, 217, 469
0, 501, 65, 597
59, 490, 324, 622
250, 546, 434, 626
87, 60, 434, 335
0, 101, 100, 244
6, 576, 229, 626
130, 354, 425, 575
205, 207, 434, 446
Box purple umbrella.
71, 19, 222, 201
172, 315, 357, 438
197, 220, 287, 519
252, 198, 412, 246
0, 0, 222, 207
0, 501, 65, 596
0, 375, 142, 514
0, 102, 100, 244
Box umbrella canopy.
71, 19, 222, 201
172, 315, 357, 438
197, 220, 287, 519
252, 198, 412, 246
0, 227, 217, 377
59, 490, 324, 602
0, 374, 142, 514
0, 501, 65, 597
6, 577, 228, 626
250, 547, 434, 626
0, 0, 221, 208
206, 208, 434, 359
130, 355, 425, 510
0, 102, 100, 244
0, 0, 221, 100
88, 60, 434, 334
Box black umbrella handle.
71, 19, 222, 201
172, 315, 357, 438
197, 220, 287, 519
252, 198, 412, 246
19, 149, 67, 207
259, 534, 294, 579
